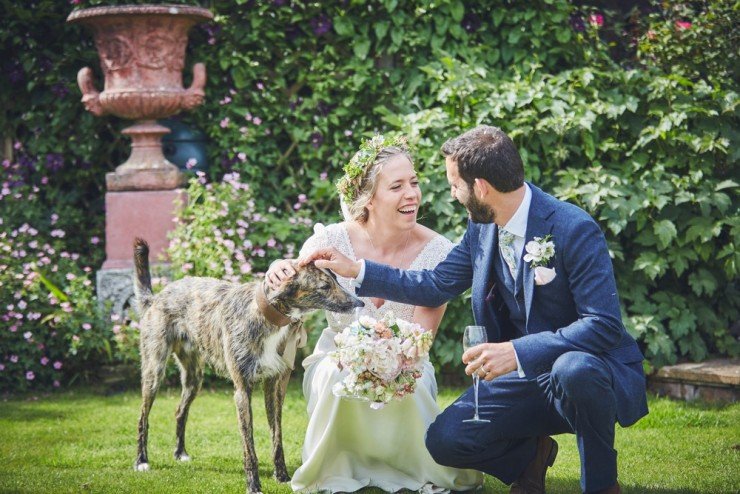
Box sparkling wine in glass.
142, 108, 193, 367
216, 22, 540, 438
462, 325, 490, 423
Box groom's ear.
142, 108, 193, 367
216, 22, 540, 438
473, 178, 488, 198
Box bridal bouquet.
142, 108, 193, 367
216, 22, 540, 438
330, 312, 433, 409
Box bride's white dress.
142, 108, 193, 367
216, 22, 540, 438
291, 223, 483, 493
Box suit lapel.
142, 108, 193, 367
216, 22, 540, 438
522, 184, 555, 330
474, 222, 497, 312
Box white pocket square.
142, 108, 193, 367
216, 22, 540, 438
534, 266, 556, 286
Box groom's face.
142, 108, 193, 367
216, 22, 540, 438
445, 158, 495, 224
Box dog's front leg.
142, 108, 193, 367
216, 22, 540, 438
264, 369, 292, 482
234, 380, 262, 494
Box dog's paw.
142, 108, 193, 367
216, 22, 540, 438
134, 462, 150, 472
175, 453, 191, 462
274, 472, 291, 483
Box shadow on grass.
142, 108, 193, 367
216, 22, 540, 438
0, 405, 66, 422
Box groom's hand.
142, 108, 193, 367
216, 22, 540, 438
463, 342, 517, 381
300, 248, 362, 279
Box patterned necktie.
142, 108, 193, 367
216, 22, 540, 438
499, 228, 518, 279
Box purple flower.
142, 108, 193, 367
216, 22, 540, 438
316, 101, 333, 117
7, 62, 25, 84
39, 59, 53, 73
461, 13, 482, 33
41, 357, 49, 366
53, 380, 60, 388
26, 371, 35, 381
53, 361, 63, 370
0, 363, 4, 371
570, 15, 585, 32
310, 14, 332, 37
310, 132, 324, 149
10, 355, 18, 363
51, 83, 70, 98
285, 24, 302, 42
45, 153, 64, 173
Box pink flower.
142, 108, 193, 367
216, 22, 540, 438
240, 263, 252, 274
23, 331, 32, 340
220, 117, 230, 128
298, 194, 307, 203
66, 273, 76, 280
53, 361, 63, 370
10, 355, 18, 363
237, 152, 247, 161
256, 82, 265, 91
344, 130, 353, 137
53, 380, 60, 388
253, 117, 262, 126
40, 357, 49, 366
0, 364, 4, 371
185, 158, 198, 169
320, 171, 328, 180
588, 13, 604, 27
675, 21, 692, 30
82, 323, 92, 331
26, 371, 35, 380
182, 262, 193, 271
90, 236, 100, 245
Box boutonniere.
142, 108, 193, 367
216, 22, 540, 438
524, 235, 556, 286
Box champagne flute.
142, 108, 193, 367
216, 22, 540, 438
462, 325, 490, 423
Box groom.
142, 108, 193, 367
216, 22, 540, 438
305, 125, 648, 494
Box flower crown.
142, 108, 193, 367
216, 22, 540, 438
336, 133, 409, 204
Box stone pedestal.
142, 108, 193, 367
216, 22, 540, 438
97, 189, 186, 315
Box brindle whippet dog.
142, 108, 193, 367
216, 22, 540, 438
132, 238, 363, 493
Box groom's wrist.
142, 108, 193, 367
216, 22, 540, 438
351, 260, 365, 289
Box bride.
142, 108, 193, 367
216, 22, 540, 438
267, 134, 482, 493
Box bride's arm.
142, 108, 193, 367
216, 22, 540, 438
412, 304, 447, 338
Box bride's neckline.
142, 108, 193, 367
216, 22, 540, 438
339, 222, 439, 272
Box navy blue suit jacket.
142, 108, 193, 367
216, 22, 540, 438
359, 184, 648, 426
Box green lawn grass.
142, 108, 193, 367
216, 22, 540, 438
0, 381, 738, 493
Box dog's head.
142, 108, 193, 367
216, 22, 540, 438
268, 262, 364, 316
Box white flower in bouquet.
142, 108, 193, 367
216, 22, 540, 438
330, 313, 433, 409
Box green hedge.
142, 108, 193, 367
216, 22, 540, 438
1, 0, 737, 391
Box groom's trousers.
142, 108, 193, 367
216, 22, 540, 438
425, 351, 622, 493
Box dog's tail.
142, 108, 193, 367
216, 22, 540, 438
133, 238, 153, 313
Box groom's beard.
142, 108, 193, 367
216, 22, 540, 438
465, 194, 495, 224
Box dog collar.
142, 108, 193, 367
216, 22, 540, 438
256, 282, 294, 327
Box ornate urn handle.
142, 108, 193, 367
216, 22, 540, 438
77, 67, 106, 116
182, 63, 206, 110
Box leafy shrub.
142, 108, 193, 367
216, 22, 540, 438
0, 185, 114, 392
389, 54, 738, 368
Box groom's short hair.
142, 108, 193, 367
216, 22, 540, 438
441, 126, 524, 193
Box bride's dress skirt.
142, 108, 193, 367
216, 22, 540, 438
290, 328, 483, 493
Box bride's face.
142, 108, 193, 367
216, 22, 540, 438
366, 154, 421, 227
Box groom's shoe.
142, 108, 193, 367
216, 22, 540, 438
509, 436, 558, 494
592, 482, 621, 494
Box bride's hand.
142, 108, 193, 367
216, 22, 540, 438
265, 259, 297, 289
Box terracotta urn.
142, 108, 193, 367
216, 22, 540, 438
67, 4, 213, 191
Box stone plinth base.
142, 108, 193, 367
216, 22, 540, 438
648, 359, 739, 403
98, 188, 185, 315
97, 264, 171, 317
103, 188, 186, 270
